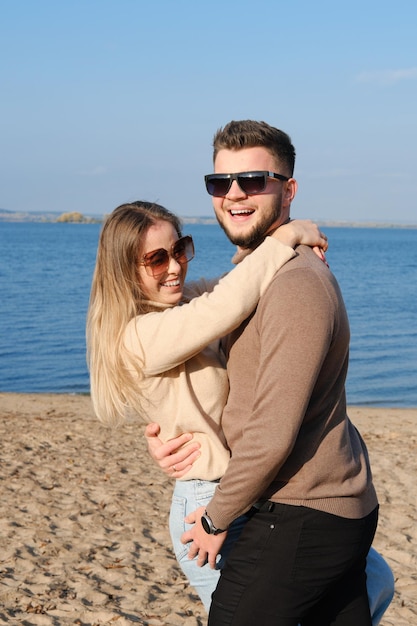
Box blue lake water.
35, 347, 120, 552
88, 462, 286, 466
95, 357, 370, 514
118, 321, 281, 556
0, 222, 416, 407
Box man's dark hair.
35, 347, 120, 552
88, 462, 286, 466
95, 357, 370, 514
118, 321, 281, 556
212, 120, 296, 176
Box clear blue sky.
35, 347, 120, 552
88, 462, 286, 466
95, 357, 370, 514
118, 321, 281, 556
1, 0, 416, 222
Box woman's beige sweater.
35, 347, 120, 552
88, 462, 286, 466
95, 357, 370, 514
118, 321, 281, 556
123, 237, 296, 481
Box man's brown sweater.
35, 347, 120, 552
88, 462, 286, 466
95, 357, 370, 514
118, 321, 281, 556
207, 245, 378, 531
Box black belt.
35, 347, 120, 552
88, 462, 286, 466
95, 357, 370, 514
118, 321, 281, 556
247, 500, 276, 517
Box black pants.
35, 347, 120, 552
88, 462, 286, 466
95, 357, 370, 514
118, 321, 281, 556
208, 503, 378, 626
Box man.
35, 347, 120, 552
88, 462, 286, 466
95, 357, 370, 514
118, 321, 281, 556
146, 120, 394, 625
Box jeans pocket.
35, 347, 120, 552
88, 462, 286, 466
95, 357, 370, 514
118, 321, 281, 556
169, 481, 217, 564
169, 494, 188, 562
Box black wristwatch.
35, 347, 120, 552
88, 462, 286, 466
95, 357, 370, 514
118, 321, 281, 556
201, 511, 225, 535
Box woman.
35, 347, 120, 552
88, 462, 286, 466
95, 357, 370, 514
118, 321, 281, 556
87, 200, 327, 605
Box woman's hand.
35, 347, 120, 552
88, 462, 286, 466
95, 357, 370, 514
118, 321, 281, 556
272, 219, 328, 252
144, 423, 201, 479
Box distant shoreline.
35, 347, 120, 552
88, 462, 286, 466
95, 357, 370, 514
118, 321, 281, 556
1, 209, 416, 229
3, 390, 415, 408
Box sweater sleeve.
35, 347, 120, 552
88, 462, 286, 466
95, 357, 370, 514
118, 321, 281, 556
124, 237, 296, 375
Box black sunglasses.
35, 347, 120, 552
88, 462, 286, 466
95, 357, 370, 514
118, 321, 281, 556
139, 235, 195, 277
205, 170, 290, 197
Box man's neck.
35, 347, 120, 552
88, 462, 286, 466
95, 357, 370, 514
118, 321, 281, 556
232, 246, 253, 265
232, 217, 292, 264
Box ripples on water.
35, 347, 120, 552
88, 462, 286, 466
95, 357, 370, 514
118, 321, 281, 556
0, 222, 416, 406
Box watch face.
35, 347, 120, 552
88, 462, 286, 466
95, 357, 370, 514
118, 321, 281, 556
201, 515, 211, 534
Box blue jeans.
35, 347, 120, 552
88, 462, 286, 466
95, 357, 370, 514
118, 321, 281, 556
169, 480, 394, 624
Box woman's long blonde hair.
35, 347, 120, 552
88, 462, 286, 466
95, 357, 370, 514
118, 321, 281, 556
86, 201, 183, 427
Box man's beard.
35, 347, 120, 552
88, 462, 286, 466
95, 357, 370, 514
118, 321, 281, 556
216, 199, 283, 249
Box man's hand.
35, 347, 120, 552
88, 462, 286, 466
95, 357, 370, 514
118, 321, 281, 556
144, 423, 201, 478
181, 506, 227, 569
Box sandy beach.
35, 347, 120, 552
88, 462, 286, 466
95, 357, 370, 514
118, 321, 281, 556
0, 393, 415, 625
